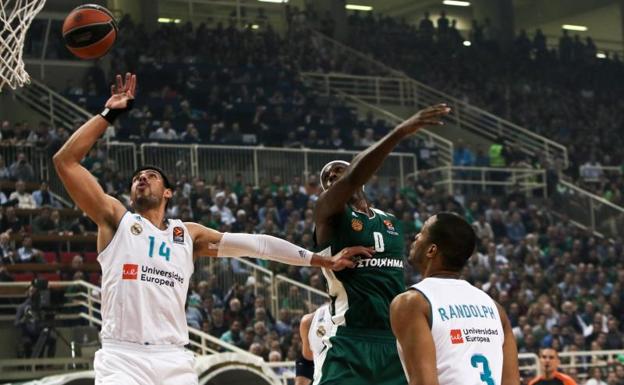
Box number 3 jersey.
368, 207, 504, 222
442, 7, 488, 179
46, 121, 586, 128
317, 205, 405, 330
399, 278, 504, 385
97, 212, 194, 346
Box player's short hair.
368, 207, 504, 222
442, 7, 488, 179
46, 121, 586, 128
427, 212, 476, 271
130, 165, 173, 190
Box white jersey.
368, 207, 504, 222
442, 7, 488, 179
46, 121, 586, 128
308, 304, 334, 383
98, 212, 194, 346
398, 278, 504, 385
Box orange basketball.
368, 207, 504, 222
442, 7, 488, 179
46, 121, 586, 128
62, 4, 117, 60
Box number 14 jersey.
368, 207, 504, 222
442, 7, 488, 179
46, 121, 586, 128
98, 212, 194, 346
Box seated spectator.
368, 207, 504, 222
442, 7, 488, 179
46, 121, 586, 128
32, 181, 60, 208
32, 206, 56, 234
149, 120, 178, 141
0, 231, 15, 264
0, 155, 10, 179
9, 153, 35, 182
1, 206, 23, 233
220, 320, 242, 345
186, 297, 203, 329
16, 236, 42, 263
9, 180, 36, 209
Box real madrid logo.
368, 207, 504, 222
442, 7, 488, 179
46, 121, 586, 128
316, 325, 326, 338
351, 218, 363, 232
130, 223, 143, 235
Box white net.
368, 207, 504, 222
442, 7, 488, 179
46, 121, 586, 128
0, 0, 47, 91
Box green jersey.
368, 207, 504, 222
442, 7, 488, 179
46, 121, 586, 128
317, 205, 405, 331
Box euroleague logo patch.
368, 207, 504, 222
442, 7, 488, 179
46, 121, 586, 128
351, 219, 363, 232
450, 329, 464, 344
122, 264, 138, 280
173, 226, 185, 244
383, 219, 395, 232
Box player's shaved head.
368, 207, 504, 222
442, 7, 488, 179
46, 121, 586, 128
426, 212, 476, 270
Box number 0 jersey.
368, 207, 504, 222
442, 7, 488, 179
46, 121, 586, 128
398, 278, 504, 385
98, 212, 194, 346
317, 205, 405, 331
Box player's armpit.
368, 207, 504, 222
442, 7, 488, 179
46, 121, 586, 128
495, 302, 520, 385
390, 291, 439, 385
185, 222, 222, 259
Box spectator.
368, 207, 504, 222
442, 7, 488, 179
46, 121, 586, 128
0, 231, 15, 264
32, 181, 60, 208
220, 320, 242, 345
32, 206, 55, 234
16, 236, 42, 263
14, 282, 56, 357
149, 120, 178, 141
9, 180, 36, 209
210, 193, 235, 226
585, 368, 608, 385
9, 153, 35, 182
1, 206, 23, 233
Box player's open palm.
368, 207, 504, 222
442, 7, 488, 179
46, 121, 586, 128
330, 246, 374, 271
396, 103, 451, 136
105, 73, 136, 110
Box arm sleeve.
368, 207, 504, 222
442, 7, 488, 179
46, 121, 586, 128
217, 233, 313, 266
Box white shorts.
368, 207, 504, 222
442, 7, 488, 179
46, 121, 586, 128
94, 340, 198, 385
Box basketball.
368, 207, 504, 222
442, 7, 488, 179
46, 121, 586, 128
62, 4, 117, 60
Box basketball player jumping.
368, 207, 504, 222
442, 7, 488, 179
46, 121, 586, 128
53, 73, 371, 385
313, 103, 450, 385
390, 212, 520, 385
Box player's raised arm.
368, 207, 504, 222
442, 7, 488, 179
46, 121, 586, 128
53, 73, 136, 228
496, 303, 520, 385
186, 222, 372, 270
390, 290, 440, 385
314, 104, 450, 223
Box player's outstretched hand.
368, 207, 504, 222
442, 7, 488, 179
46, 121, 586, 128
395, 103, 451, 137
105, 73, 136, 110
329, 246, 374, 271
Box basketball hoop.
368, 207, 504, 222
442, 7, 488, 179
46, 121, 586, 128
0, 0, 47, 91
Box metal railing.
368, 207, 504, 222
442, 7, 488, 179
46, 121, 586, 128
139, 143, 417, 187
198, 256, 277, 316
427, 166, 548, 197
302, 71, 568, 169
556, 350, 624, 381
328, 88, 454, 166
306, 30, 569, 168
553, 180, 624, 239
13, 77, 91, 130
274, 274, 329, 317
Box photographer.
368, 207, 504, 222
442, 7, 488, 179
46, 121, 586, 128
14, 281, 56, 358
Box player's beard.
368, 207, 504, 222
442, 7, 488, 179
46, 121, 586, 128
133, 191, 161, 212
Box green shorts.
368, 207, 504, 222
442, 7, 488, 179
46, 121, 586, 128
317, 327, 407, 385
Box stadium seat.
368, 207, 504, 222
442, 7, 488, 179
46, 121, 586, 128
43, 252, 57, 263
60, 252, 79, 264
13, 272, 35, 282
37, 272, 61, 281
84, 252, 98, 263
